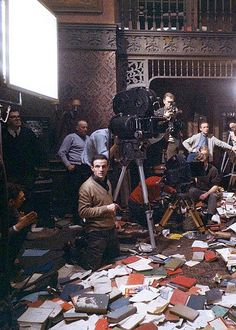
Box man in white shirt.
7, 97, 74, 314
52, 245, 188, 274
183, 122, 236, 163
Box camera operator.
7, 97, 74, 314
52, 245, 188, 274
154, 92, 184, 160
188, 146, 222, 225
128, 174, 176, 227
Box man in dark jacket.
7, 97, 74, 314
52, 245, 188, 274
7, 183, 37, 274
188, 146, 222, 224
2, 109, 41, 209
154, 92, 184, 160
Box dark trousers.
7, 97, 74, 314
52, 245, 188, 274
189, 187, 218, 215
128, 199, 147, 227
128, 199, 172, 227
68, 164, 91, 223
8, 228, 27, 269
73, 228, 120, 271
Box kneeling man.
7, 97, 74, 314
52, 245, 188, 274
78, 154, 120, 271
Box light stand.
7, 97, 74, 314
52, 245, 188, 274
113, 139, 156, 250
220, 132, 236, 191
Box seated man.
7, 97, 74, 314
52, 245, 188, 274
71, 154, 120, 271
188, 146, 222, 224
128, 175, 176, 227
7, 183, 37, 273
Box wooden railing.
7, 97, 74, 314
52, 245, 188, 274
118, 0, 235, 32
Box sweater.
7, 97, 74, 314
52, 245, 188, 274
79, 176, 115, 231
183, 133, 233, 162
58, 133, 89, 167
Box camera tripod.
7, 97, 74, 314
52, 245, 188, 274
113, 139, 156, 250
155, 192, 205, 233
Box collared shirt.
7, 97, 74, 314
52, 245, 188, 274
8, 127, 21, 138
81, 129, 109, 166
194, 133, 208, 151
58, 133, 89, 167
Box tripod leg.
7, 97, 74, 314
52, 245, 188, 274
136, 159, 156, 250
113, 165, 128, 202
156, 199, 178, 232
184, 199, 205, 232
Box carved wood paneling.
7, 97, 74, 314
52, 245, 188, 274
59, 24, 117, 50
59, 49, 116, 132
117, 31, 236, 57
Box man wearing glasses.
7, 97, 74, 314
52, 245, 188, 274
2, 108, 41, 209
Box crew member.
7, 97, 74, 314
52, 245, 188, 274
128, 175, 176, 227
7, 183, 37, 275
81, 128, 118, 166
58, 119, 91, 224
183, 121, 236, 163
188, 146, 222, 224
154, 92, 184, 160
2, 108, 42, 211
76, 154, 120, 271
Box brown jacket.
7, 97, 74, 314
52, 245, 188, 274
79, 176, 115, 231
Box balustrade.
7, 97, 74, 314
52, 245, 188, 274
118, 0, 235, 32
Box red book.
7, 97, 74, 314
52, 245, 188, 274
95, 318, 111, 330
191, 247, 208, 252
188, 286, 200, 295
205, 250, 217, 262
122, 256, 141, 264
167, 268, 183, 276
170, 289, 189, 305
127, 273, 144, 285
170, 276, 197, 289
135, 323, 157, 330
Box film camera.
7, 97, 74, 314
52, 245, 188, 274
109, 87, 183, 141
109, 87, 169, 140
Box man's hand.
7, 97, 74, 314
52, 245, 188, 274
232, 146, 236, 152
199, 192, 208, 201
164, 110, 173, 119
67, 164, 76, 172
106, 203, 120, 214
16, 211, 38, 231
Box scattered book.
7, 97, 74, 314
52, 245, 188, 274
206, 288, 222, 304
17, 307, 53, 329
192, 251, 204, 262
211, 305, 229, 318
107, 305, 137, 323
164, 257, 185, 271
204, 250, 217, 262
169, 304, 199, 321
118, 312, 146, 330
75, 293, 109, 314
63, 309, 88, 322
170, 276, 197, 289
169, 288, 189, 306
122, 256, 141, 264
186, 294, 206, 310
127, 273, 144, 286
208, 317, 228, 330
109, 297, 130, 312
